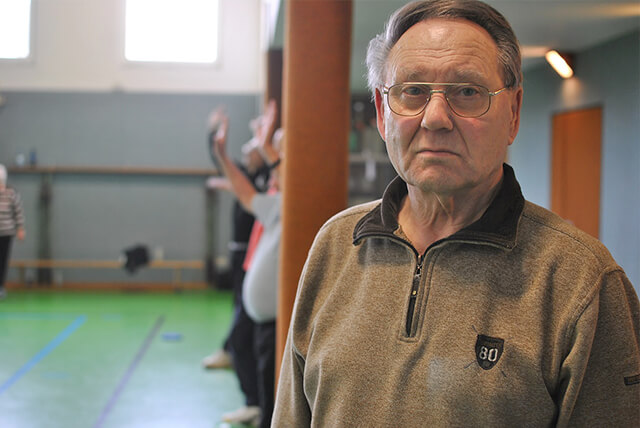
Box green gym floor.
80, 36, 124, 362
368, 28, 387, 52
0, 290, 249, 428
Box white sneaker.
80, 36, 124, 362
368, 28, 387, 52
202, 349, 232, 369
222, 405, 261, 426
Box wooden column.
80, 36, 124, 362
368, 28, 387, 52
277, 0, 353, 376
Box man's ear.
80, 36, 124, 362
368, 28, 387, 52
374, 88, 386, 141
507, 87, 523, 145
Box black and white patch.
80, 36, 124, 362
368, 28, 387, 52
475, 334, 504, 370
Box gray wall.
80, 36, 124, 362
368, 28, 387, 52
510, 30, 639, 289
1, 31, 638, 290
0, 91, 261, 283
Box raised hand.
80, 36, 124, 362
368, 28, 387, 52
256, 100, 280, 163
212, 113, 230, 162
208, 106, 226, 133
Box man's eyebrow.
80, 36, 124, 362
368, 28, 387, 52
398, 69, 489, 84
401, 69, 430, 82
451, 70, 488, 84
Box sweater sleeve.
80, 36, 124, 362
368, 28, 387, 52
272, 331, 312, 426
272, 221, 332, 427
557, 269, 640, 426
13, 190, 25, 229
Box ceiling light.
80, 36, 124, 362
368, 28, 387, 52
545, 50, 574, 79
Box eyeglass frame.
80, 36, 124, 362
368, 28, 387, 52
382, 82, 508, 118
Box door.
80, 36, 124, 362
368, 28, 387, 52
551, 106, 602, 238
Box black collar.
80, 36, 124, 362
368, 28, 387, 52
353, 164, 525, 250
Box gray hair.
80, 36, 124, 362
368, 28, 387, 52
366, 0, 522, 97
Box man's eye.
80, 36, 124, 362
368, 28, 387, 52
402, 85, 427, 96
458, 86, 480, 97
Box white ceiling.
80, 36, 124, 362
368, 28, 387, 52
272, 0, 640, 91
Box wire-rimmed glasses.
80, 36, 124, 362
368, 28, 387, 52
382, 82, 507, 118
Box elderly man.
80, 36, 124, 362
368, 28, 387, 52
272, 0, 639, 426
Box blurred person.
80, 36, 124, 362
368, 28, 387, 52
213, 101, 283, 428
202, 108, 270, 371
0, 164, 26, 300
272, 1, 639, 426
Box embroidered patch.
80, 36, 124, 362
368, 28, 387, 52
475, 334, 504, 370
624, 374, 640, 386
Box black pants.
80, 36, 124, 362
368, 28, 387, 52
225, 249, 260, 406
224, 249, 251, 353
228, 312, 276, 428
254, 320, 276, 428
0, 236, 12, 289
228, 299, 260, 407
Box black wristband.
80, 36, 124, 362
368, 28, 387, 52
267, 158, 281, 170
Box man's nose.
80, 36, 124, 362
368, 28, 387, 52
421, 93, 454, 131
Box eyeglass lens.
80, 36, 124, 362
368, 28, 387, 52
387, 84, 491, 117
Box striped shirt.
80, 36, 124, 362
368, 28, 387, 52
0, 187, 25, 236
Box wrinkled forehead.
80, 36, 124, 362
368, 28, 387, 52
385, 18, 501, 85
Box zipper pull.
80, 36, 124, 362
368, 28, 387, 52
415, 254, 423, 276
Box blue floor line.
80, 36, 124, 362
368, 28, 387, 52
0, 315, 87, 396
93, 315, 165, 428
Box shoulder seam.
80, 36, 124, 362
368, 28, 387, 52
521, 210, 615, 268
319, 202, 380, 231
563, 267, 625, 347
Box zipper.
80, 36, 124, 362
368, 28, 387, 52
405, 253, 424, 337
357, 230, 510, 338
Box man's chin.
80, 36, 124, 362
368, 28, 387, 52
407, 174, 464, 195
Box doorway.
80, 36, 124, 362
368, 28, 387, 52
551, 106, 602, 238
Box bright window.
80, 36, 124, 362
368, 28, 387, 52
125, 0, 219, 64
0, 0, 32, 59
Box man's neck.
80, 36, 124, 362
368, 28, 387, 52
398, 176, 503, 254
